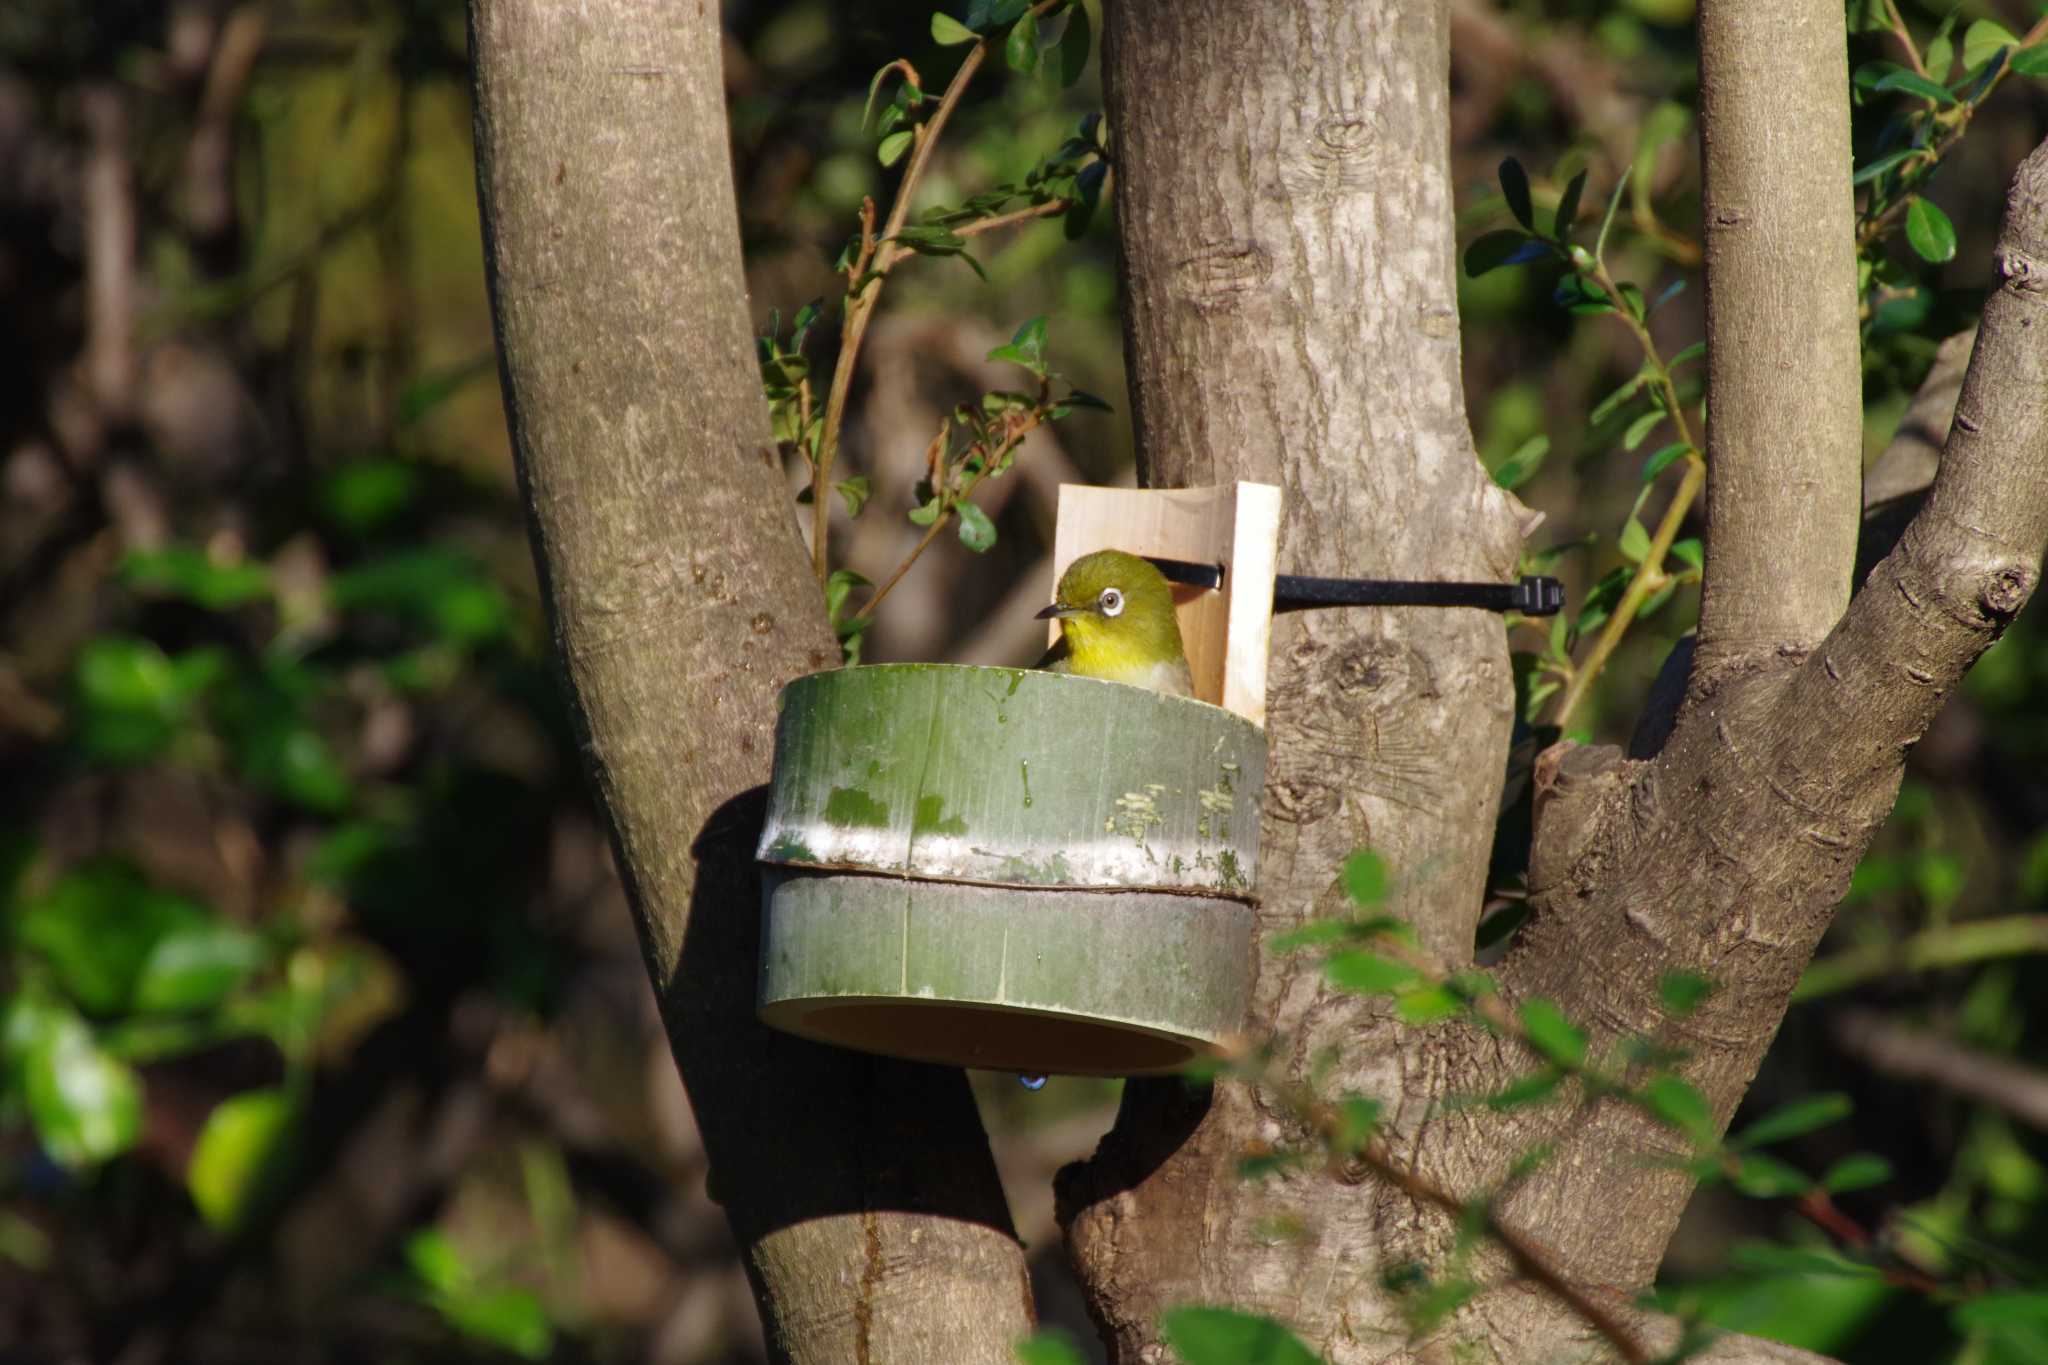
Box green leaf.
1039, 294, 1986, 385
1553, 169, 1587, 241
1063, 388, 1114, 412
1852, 148, 1920, 186
1332, 1096, 1380, 1152
188, 1088, 294, 1230
1499, 157, 1534, 230
1054, 4, 1091, 85
1014, 1330, 1088, 1365
1962, 19, 2020, 73
1395, 985, 1464, 1026
1669, 537, 1704, 572
1341, 849, 1388, 905
216, 665, 354, 814
1161, 1306, 1326, 1365
1954, 1292, 2048, 1329
907, 495, 944, 526
328, 550, 510, 646
1519, 998, 1587, 1068
1492, 434, 1549, 491
1064, 159, 1107, 239
955, 499, 997, 552
1462, 229, 1537, 278
1904, 197, 1957, 263
1639, 1074, 1714, 1138
1730, 1092, 1851, 1150
22, 1005, 142, 1167
16, 863, 211, 1013
824, 569, 871, 622
863, 64, 898, 129
1727, 1242, 1879, 1278
1658, 970, 1714, 1016
2013, 44, 2048, 77
967, 0, 1031, 30
1618, 518, 1651, 564
133, 922, 266, 1013
1622, 408, 1663, 451
1732, 1153, 1814, 1198
931, 11, 977, 44
319, 458, 419, 532
1870, 66, 1956, 104
1478, 1068, 1565, 1111
1005, 10, 1039, 72
1822, 1153, 1893, 1193
1668, 340, 1707, 369
1325, 951, 1416, 995
1640, 442, 1689, 483
988, 315, 1050, 374
1871, 285, 1932, 334
836, 476, 872, 517
1269, 915, 1403, 953
1590, 370, 1650, 426
878, 130, 914, 166
441, 1285, 553, 1359
121, 546, 271, 610
72, 637, 220, 763
1552, 273, 1613, 316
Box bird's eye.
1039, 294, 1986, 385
1098, 587, 1124, 617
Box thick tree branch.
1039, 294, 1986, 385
465, 5, 1030, 1361
1500, 137, 2048, 1293
1694, 0, 1863, 678
1859, 327, 1974, 580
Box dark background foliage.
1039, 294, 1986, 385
2, 1, 2045, 1360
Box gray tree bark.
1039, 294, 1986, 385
465, 0, 2048, 1361
467, 5, 1033, 1362
1057, 1, 2048, 1363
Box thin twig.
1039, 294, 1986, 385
812, 40, 989, 587
809, 0, 1065, 590
1794, 914, 2048, 1001
1882, 0, 1926, 78
1551, 262, 1705, 728
1238, 1030, 1655, 1365
850, 416, 1041, 622
953, 197, 1070, 240
1354, 1140, 1654, 1365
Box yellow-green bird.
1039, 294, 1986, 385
1034, 549, 1194, 697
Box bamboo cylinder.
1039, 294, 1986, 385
756, 664, 1264, 1075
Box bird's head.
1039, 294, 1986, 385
1035, 549, 1187, 670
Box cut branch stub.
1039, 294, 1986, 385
756, 663, 1264, 1075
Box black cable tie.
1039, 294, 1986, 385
1141, 557, 1565, 617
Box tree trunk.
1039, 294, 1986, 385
1061, 0, 2048, 1362
466, 5, 1033, 1361
1061, 0, 1530, 1356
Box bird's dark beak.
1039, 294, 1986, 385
1035, 602, 1078, 620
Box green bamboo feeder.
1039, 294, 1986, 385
755, 662, 1266, 1076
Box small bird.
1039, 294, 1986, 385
1034, 549, 1194, 697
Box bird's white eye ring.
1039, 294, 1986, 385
1098, 587, 1124, 617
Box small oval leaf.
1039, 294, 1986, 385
1905, 196, 1957, 264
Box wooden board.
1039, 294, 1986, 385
1048, 482, 1282, 725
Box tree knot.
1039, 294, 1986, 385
1979, 565, 2033, 622
1996, 244, 2048, 294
